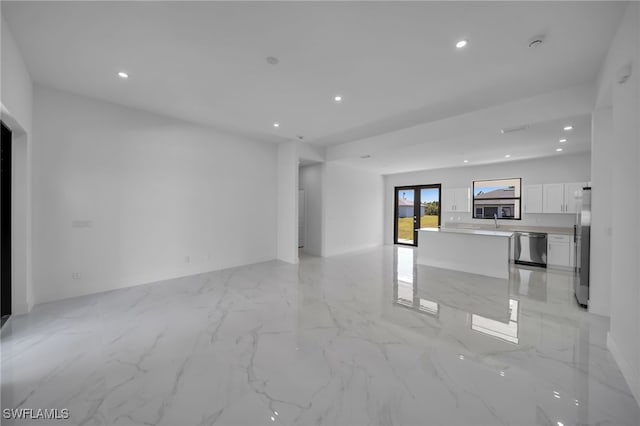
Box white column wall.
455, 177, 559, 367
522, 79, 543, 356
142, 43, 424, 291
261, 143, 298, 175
322, 162, 384, 257
594, 1, 640, 404
589, 107, 613, 317
277, 141, 299, 264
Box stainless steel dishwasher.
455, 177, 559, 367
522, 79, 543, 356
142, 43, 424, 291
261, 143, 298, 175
514, 232, 547, 267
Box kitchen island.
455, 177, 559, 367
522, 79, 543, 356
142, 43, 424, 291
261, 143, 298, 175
418, 228, 514, 279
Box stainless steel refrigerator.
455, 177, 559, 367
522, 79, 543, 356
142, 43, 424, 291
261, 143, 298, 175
574, 187, 591, 308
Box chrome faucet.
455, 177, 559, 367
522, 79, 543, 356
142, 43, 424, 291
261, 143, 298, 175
494, 213, 498, 229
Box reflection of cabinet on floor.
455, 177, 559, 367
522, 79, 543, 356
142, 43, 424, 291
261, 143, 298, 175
547, 234, 575, 269
442, 187, 470, 212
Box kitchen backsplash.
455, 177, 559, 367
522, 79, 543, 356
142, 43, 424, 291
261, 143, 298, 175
443, 213, 577, 228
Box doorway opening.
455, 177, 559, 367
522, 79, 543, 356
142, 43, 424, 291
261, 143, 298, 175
394, 184, 441, 246
1, 121, 12, 327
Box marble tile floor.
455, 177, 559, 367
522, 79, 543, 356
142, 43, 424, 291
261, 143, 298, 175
1, 246, 639, 426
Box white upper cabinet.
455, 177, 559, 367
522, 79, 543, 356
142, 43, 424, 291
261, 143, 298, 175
543, 182, 586, 214
455, 187, 471, 212
522, 184, 543, 214
443, 187, 470, 212
564, 182, 585, 214
442, 189, 456, 212
543, 183, 565, 213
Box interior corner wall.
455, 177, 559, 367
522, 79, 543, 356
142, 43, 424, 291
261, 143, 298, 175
32, 85, 278, 304
589, 107, 613, 317
299, 164, 323, 256
322, 162, 383, 257
595, 1, 640, 405
1, 16, 34, 314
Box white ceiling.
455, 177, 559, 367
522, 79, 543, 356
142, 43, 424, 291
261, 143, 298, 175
336, 113, 592, 175
2, 1, 626, 172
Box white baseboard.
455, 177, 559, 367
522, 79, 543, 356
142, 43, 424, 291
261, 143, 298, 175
323, 244, 382, 258
33, 255, 278, 306
607, 332, 640, 405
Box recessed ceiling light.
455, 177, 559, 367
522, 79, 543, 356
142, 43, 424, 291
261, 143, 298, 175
273, 123, 280, 128
559, 138, 567, 143
563, 125, 573, 131
505, 154, 511, 158
556, 148, 563, 152
334, 95, 343, 102
456, 39, 468, 49
117, 72, 129, 79
463, 160, 469, 163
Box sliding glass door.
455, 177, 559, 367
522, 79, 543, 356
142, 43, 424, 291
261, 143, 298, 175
394, 184, 441, 246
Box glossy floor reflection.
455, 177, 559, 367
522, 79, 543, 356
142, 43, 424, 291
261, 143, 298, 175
1, 246, 639, 425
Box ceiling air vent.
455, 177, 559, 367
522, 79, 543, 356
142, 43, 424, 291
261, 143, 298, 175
500, 124, 529, 134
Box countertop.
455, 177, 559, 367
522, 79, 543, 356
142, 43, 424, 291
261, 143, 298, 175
419, 227, 514, 238
442, 222, 574, 235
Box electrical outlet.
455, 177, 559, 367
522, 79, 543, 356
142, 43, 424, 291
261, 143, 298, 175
72, 272, 81, 280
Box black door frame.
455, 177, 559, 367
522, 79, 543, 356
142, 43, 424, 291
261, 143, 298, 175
1, 121, 12, 325
394, 184, 441, 247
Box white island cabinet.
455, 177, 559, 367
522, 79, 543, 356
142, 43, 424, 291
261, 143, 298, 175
418, 228, 513, 279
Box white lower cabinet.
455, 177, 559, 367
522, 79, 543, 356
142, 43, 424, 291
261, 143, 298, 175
547, 234, 575, 268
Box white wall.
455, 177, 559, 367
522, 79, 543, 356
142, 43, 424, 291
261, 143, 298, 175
32, 86, 277, 304
299, 164, 323, 256
1, 16, 34, 314
593, 1, 640, 404
322, 162, 384, 257
589, 107, 613, 317
383, 153, 591, 245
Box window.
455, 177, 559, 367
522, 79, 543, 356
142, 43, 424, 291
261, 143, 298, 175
472, 178, 521, 220
394, 184, 441, 246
